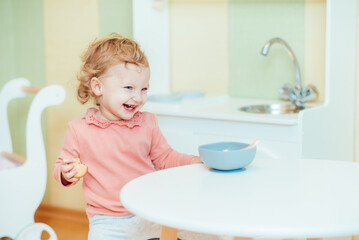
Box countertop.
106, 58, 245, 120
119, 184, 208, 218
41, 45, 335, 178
142, 94, 319, 126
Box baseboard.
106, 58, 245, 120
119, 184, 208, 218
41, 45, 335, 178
35, 203, 88, 225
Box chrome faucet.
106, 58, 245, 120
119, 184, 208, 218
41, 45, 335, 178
261, 37, 318, 106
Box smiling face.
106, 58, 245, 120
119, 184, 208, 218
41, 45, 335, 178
91, 63, 150, 121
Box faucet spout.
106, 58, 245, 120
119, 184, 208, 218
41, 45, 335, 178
260, 37, 318, 106
261, 37, 302, 90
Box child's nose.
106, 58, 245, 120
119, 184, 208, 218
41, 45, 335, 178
132, 91, 143, 102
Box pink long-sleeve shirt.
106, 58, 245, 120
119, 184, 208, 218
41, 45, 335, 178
53, 108, 193, 217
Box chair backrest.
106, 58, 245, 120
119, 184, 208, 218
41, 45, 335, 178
0, 78, 30, 153
0, 81, 66, 238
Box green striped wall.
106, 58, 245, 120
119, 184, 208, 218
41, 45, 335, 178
0, 0, 45, 157
0, 0, 308, 157
97, 0, 306, 100
0, 0, 16, 84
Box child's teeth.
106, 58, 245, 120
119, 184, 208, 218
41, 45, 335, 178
125, 104, 135, 109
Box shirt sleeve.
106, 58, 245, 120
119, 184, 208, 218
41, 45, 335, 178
149, 114, 194, 170
53, 122, 80, 187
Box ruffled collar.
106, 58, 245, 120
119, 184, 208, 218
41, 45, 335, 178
84, 108, 143, 129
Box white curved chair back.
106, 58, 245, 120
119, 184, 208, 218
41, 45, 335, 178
0, 78, 30, 154
0, 81, 65, 239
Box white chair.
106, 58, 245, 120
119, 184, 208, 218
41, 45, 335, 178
0, 78, 66, 239
0, 78, 28, 169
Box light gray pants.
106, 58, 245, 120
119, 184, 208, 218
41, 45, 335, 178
89, 214, 230, 240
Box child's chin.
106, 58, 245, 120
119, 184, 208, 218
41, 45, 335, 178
121, 113, 137, 120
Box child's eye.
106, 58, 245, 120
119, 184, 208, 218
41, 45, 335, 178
142, 88, 148, 92
124, 86, 133, 90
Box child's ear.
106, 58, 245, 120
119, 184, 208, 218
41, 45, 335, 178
90, 77, 103, 96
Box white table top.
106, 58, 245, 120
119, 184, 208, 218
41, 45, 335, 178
120, 158, 359, 238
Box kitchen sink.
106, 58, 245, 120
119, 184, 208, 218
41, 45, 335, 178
239, 104, 305, 114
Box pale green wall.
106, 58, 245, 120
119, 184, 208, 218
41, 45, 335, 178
0, 0, 45, 157
98, 0, 133, 37
0, 0, 16, 83
229, 0, 305, 99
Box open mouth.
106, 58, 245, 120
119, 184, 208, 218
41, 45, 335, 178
123, 103, 137, 111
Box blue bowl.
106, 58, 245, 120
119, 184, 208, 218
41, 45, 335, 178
198, 142, 256, 171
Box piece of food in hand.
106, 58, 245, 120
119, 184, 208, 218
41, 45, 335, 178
73, 157, 88, 178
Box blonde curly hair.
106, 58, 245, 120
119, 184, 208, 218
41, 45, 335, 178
77, 33, 149, 105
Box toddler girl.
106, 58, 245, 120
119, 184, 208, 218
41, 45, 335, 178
53, 33, 202, 240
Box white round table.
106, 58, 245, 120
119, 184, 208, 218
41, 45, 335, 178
121, 158, 359, 239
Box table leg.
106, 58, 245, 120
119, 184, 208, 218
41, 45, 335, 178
160, 225, 178, 240
234, 237, 253, 240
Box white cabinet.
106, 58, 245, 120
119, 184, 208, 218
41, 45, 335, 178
143, 84, 354, 162
136, 0, 357, 163
158, 115, 301, 160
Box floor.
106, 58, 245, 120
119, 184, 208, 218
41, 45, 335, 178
34, 204, 89, 240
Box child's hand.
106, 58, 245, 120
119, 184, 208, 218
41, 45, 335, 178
190, 156, 203, 164
61, 158, 79, 184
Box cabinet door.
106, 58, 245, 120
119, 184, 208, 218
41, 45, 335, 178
157, 116, 301, 159
196, 133, 301, 159
160, 127, 198, 155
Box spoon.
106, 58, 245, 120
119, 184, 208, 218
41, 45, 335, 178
241, 139, 260, 151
